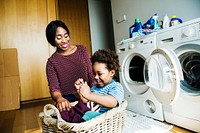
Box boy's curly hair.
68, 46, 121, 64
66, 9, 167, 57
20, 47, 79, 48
91, 49, 120, 72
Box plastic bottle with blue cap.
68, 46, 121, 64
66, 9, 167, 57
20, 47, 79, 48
170, 16, 183, 26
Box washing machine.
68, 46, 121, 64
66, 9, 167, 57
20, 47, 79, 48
145, 18, 200, 132
116, 33, 164, 121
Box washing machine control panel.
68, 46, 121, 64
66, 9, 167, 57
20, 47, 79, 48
128, 43, 134, 49
116, 37, 136, 53
157, 18, 200, 48
116, 43, 135, 53
181, 24, 199, 40
134, 34, 157, 49
182, 26, 196, 37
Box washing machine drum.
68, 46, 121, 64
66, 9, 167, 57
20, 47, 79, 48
179, 52, 200, 94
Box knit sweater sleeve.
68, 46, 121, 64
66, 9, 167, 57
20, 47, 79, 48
46, 56, 61, 93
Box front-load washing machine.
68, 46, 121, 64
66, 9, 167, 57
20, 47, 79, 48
145, 18, 200, 132
116, 33, 164, 121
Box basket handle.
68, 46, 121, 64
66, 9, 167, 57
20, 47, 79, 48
43, 104, 66, 131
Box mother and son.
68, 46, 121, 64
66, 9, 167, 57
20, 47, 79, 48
45, 20, 124, 122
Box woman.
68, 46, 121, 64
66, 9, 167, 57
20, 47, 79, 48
45, 20, 95, 112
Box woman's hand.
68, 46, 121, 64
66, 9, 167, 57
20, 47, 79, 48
51, 91, 72, 112
56, 96, 71, 112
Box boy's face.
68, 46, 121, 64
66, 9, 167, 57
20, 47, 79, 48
93, 62, 115, 88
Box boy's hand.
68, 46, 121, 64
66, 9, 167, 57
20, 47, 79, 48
74, 78, 89, 103
74, 78, 84, 90
79, 81, 91, 99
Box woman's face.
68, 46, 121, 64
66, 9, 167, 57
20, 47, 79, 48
93, 62, 115, 88
54, 27, 70, 51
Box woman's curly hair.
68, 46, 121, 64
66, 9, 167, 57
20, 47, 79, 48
91, 49, 120, 72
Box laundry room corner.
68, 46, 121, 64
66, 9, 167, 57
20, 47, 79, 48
111, 0, 200, 132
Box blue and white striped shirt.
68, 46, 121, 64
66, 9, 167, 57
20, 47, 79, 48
90, 80, 124, 113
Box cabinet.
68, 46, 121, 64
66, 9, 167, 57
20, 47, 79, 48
0, 49, 20, 111
58, 0, 92, 55
0, 0, 57, 101
0, 0, 91, 101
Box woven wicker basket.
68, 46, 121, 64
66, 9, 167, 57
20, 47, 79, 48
39, 100, 127, 133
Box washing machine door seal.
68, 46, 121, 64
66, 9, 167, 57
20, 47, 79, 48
144, 48, 184, 105
122, 53, 149, 95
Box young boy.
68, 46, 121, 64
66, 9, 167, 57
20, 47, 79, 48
74, 49, 124, 121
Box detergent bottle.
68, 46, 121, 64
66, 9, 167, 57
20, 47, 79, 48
152, 13, 160, 30
163, 14, 170, 29
142, 13, 159, 29
129, 18, 143, 38
170, 16, 183, 26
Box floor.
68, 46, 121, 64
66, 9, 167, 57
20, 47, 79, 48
0, 99, 54, 133
0, 99, 194, 133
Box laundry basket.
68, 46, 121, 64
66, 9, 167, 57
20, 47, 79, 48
39, 100, 127, 133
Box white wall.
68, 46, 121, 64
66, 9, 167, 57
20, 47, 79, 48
88, 0, 115, 53
111, 0, 200, 44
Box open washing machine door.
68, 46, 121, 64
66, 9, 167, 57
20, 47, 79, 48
144, 48, 184, 105
123, 53, 149, 95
